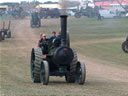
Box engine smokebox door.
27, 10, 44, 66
53, 47, 74, 65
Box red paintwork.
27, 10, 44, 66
94, 0, 128, 9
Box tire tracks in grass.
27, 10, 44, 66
71, 38, 124, 46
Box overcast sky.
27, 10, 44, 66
0, 0, 59, 3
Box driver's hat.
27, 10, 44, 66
43, 34, 46, 37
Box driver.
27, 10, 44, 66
41, 34, 49, 54
38, 34, 49, 54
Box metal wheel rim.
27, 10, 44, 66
40, 63, 45, 83
7, 30, 11, 37
31, 60, 35, 80
76, 62, 86, 84
76, 67, 82, 82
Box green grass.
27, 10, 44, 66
68, 17, 128, 66
75, 41, 128, 66
68, 18, 128, 41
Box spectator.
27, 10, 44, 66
49, 31, 56, 41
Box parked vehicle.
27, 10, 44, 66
99, 10, 116, 19
39, 8, 60, 19
75, 6, 99, 18
0, 21, 11, 41
126, 13, 128, 18
30, 12, 41, 28
67, 10, 75, 16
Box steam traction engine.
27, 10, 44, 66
30, 12, 41, 28
0, 21, 11, 41
30, 15, 86, 85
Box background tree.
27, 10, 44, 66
116, 0, 128, 12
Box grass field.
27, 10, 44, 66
0, 17, 128, 96
69, 18, 128, 67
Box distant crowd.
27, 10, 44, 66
0, 7, 31, 19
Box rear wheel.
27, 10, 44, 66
76, 61, 86, 85
0, 33, 2, 41
122, 41, 128, 53
0, 32, 3, 41
65, 49, 77, 83
40, 60, 49, 85
30, 48, 42, 83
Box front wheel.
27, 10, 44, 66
75, 13, 81, 18
40, 60, 49, 85
7, 30, 11, 38
1, 32, 5, 40
38, 20, 41, 27
122, 41, 128, 53
76, 61, 86, 85
30, 19, 34, 28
